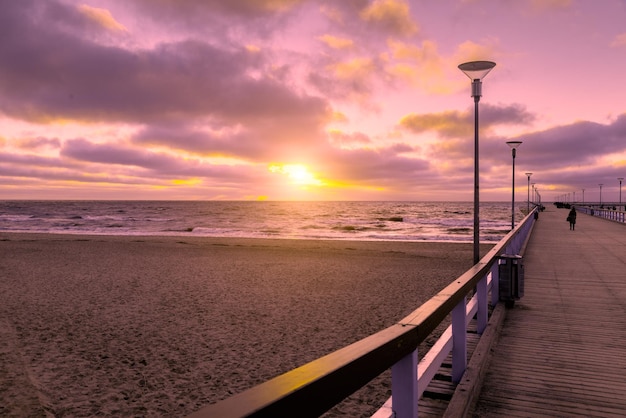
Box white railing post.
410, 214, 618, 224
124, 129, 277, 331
491, 262, 499, 305
391, 349, 418, 418
476, 275, 488, 334
451, 296, 467, 383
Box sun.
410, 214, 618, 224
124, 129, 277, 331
269, 164, 324, 186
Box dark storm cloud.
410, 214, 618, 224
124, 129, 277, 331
0, 0, 329, 130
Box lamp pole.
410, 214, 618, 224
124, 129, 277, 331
506, 141, 522, 229
599, 183, 603, 206
537, 187, 541, 206
618, 178, 623, 206
525, 172, 532, 213
582, 188, 585, 204
458, 60, 496, 265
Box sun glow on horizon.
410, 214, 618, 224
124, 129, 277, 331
269, 164, 325, 186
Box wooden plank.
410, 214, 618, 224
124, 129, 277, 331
471, 207, 626, 418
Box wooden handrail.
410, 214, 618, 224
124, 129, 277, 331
188, 210, 537, 418
189, 324, 419, 418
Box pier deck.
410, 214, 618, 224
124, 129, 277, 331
470, 206, 626, 417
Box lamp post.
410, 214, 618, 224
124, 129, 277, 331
525, 172, 532, 213
618, 178, 623, 206
534, 187, 540, 207
599, 183, 603, 206
506, 141, 522, 229
582, 188, 585, 204
458, 60, 496, 265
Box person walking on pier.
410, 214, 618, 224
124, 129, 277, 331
567, 206, 577, 230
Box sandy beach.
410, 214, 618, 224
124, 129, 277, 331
0, 233, 490, 417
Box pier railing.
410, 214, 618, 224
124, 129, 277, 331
577, 206, 626, 223
188, 210, 538, 418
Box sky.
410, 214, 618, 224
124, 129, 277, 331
1, 0, 626, 202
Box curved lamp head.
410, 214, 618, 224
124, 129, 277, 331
458, 61, 496, 81
506, 140, 522, 158
525, 172, 533, 178
506, 140, 523, 150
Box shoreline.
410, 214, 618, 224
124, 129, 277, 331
0, 233, 493, 417
1, 229, 486, 244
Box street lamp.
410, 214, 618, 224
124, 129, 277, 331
525, 172, 533, 213
618, 178, 624, 206
582, 188, 585, 204
536, 187, 541, 206
506, 140, 522, 229
458, 60, 496, 265
599, 183, 603, 206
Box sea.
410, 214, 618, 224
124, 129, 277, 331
0, 201, 528, 243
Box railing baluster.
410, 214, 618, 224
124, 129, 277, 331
451, 296, 467, 383
491, 262, 499, 306
391, 349, 418, 418
476, 275, 488, 334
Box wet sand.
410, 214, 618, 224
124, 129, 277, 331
0, 233, 489, 417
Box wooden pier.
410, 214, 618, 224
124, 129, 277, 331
470, 206, 626, 417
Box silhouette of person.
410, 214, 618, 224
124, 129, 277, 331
567, 207, 577, 230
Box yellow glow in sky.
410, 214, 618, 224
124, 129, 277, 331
172, 178, 202, 186
269, 164, 324, 186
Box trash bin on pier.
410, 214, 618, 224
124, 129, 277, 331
497, 254, 524, 307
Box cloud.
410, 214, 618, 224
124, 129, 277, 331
0, 0, 331, 136
316, 145, 431, 188
318, 34, 355, 49
132, 114, 332, 163
359, 0, 418, 37
17, 137, 62, 150
400, 103, 535, 138
116, 0, 307, 41
385, 40, 450, 93
130, 0, 303, 17
529, 0, 572, 12
328, 130, 373, 147
499, 115, 626, 169
383, 38, 500, 95
1, 0, 624, 201
452, 40, 500, 69
57, 138, 264, 185
61, 138, 176, 170
78, 4, 128, 32
308, 56, 383, 103
611, 33, 626, 48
